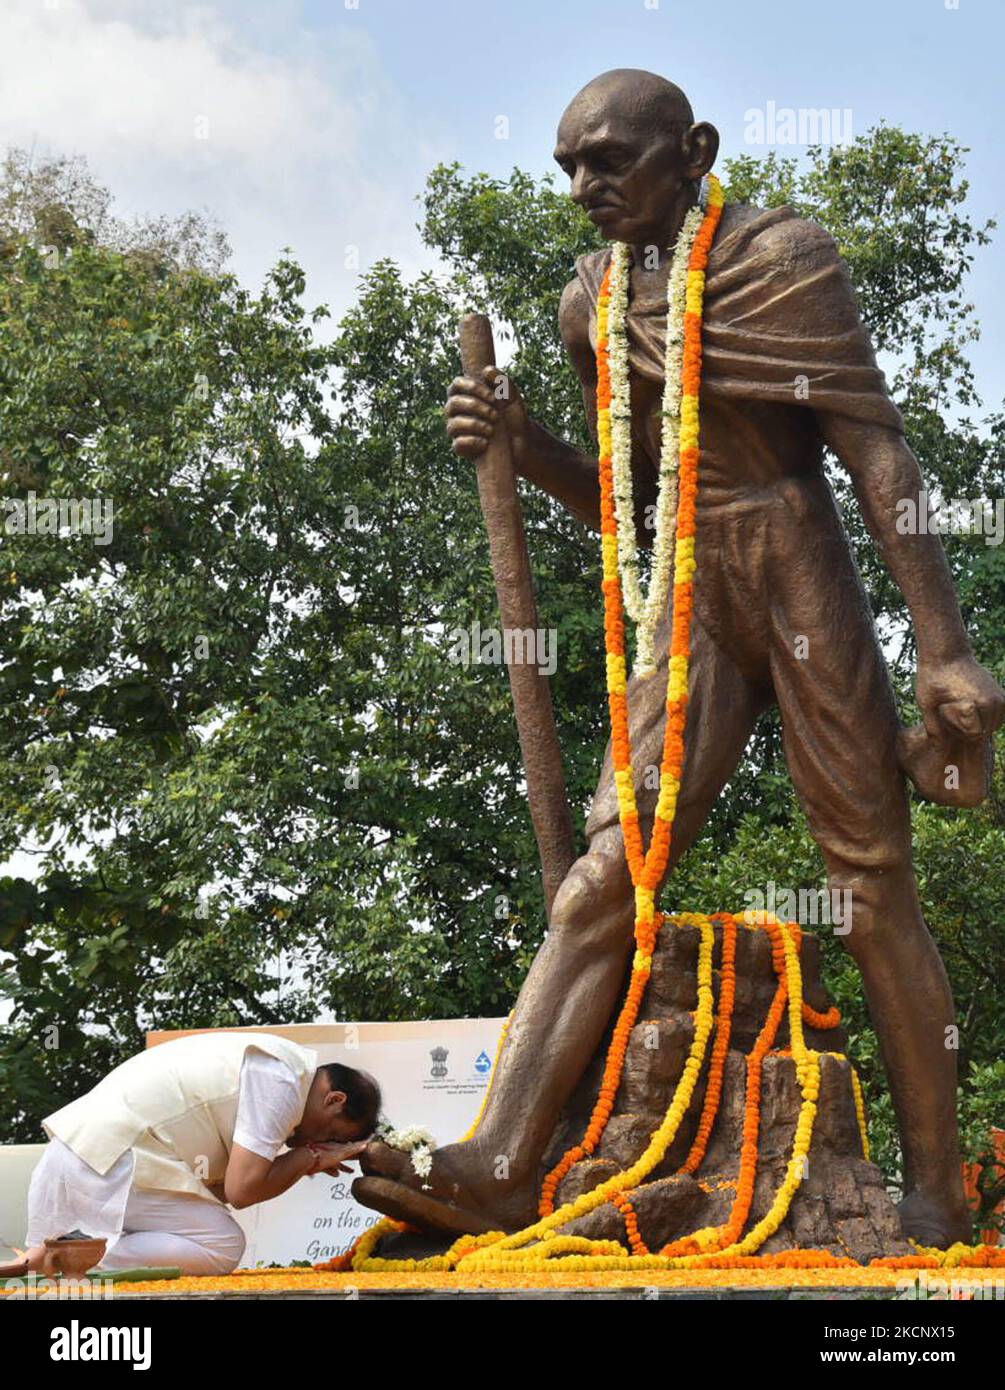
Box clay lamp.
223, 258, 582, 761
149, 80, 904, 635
41, 1231, 108, 1277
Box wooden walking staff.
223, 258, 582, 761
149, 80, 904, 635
458, 312, 577, 916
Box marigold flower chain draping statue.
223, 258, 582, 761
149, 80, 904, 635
330, 175, 1003, 1279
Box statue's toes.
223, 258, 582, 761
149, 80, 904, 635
359, 1140, 412, 1180
352, 1175, 499, 1237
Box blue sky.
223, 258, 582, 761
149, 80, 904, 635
0, 0, 1002, 397
315, 0, 1005, 408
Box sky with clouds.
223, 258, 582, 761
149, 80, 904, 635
1, 0, 1002, 403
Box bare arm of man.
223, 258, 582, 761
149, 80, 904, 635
224, 1141, 366, 1210
818, 410, 1005, 738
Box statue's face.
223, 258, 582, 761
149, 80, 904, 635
554, 106, 689, 246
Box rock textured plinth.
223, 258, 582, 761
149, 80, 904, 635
542, 917, 911, 1262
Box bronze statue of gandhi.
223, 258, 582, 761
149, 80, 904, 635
356, 69, 1005, 1249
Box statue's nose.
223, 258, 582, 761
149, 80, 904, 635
569, 168, 599, 205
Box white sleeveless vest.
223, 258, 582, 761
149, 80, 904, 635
43, 1032, 318, 1201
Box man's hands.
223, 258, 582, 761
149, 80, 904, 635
309, 1141, 368, 1176
447, 343, 604, 530
445, 365, 528, 460
916, 653, 1005, 740
223, 1140, 368, 1208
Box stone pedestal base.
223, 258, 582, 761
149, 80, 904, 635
542, 917, 910, 1263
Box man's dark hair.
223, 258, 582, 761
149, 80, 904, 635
320, 1063, 381, 1136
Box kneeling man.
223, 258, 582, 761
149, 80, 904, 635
22, 1031, 380, 1274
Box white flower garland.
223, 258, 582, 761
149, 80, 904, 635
607, 189, 708, 677
607, 241, 642, 623
375, 1122, 437, 1183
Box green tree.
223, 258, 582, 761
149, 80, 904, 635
0, 215, 340, 1129
0, 192, 601, 1136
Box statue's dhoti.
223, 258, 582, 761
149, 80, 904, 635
585, 467, 910, 886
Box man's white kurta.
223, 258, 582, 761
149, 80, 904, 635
41, 1032, 317, 1203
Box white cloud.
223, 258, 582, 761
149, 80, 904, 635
0, 0, 443, 312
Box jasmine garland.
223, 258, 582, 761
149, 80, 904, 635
607, 184, 708, 677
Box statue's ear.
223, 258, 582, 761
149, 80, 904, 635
682, 122, 720, 179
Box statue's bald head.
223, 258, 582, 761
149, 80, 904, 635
558, 69, 694, 147
554, 69, 718, 246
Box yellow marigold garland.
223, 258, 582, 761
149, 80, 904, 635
456, 914, 717, 1270
850, 1063, 871, 1161
538, 176, 727, 1215
459, 1012, 512, 1143
339, 916, 837, 1275
337, 905, 1004, 1276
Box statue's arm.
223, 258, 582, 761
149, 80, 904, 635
444, 279, 602, 530
508, 278, 603, 530
818, 411, 1005, 737
513, 277, 657, 546
445, 276, 651, 540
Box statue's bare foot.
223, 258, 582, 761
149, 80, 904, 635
357, 1141, 413, 1183
897, 1189, 972, 1249
353, 1140, 538, 1237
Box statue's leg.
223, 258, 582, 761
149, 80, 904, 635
356, 620, 769, 1232
770, 565, 971, 1247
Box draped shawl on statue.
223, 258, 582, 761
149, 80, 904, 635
574, 203, 904, 434
575, 206, 907, 844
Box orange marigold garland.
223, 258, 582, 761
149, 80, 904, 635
616, 910, 738, 1257
313, 911, 1003, 1276
680, 910, 737, 1174
659, 915, 789, 1258
609, 1191, 648, 1257
540, 175, 726, 1215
